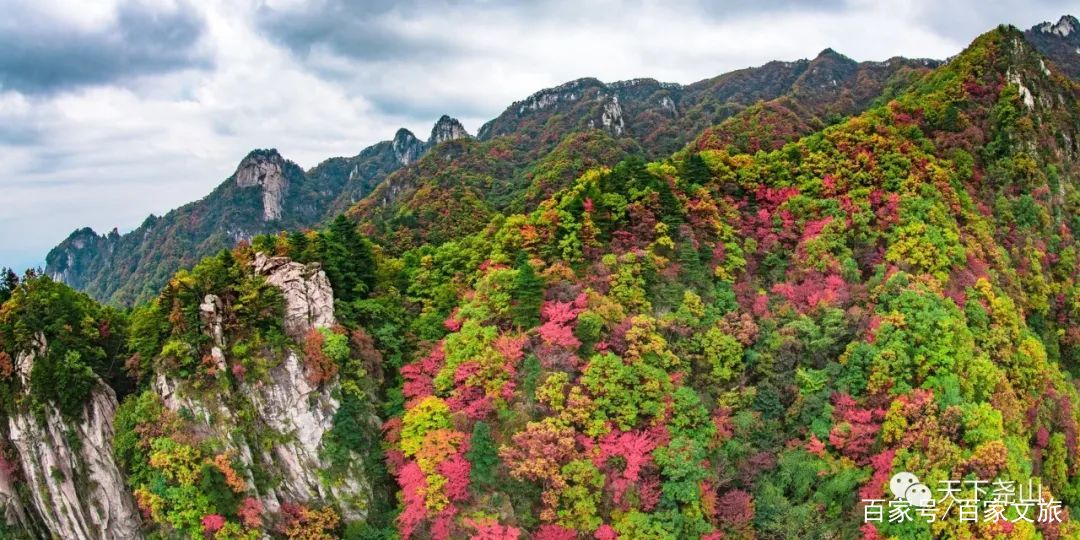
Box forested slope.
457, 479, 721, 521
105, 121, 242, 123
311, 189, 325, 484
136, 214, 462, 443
0, 19, 1078, 540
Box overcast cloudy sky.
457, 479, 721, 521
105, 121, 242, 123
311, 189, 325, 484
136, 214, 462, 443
0, 0, 1074, 271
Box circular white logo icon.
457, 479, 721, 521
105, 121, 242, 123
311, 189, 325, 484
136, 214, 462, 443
889, 472, 934, 507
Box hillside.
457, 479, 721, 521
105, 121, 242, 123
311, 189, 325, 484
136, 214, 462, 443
349, 51, 938, 253
368, 23, 1080, 538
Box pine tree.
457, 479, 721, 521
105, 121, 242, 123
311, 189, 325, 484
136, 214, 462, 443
676, 239, 710, 296
0, 268, 17, 304
321, 215, 377, 304
510, 253, 544, 329
468, 421, 499, 491
1044, 433, 1070, 499
287, 230, 310, 262
250, 233, 278, 256
681, 153, 711, 188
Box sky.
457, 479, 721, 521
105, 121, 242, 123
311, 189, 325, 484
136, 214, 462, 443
0, 0, 1075, 272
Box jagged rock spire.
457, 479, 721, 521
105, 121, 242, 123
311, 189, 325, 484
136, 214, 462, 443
234, 149, 287, 221
392, 128, 424, 165
429, 114, 470, 145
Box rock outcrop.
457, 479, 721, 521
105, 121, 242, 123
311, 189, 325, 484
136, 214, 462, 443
151, 254, 372, 520
1035, 14, 1077, 38
0, 337, 143, 540
1026, 15, 1080, 80
428, 115, 471, 145
253, 253, 336, 340
44, 227, 119, 291
151, 348, 370, 519
391, 128, 426, 165
235, 149, 288, 221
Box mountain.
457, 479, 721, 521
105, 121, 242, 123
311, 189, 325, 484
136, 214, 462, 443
4, 17, 1080, 540
349, 51, 939, 252
1027, 15, 1080, 80
45, 50, 934, 306
370, 23, 1080, 539
476, 48, 938, 157
44, 117, 468, 306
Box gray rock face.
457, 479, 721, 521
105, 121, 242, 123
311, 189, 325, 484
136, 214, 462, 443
1036, 15, 1077, 37
1026, 15, 1080, 81
200, 294, 228, 373
152, 254, 371, 520
0, 337, 143, 540
44, 227, 107, 289
153, 350, 371, 519
392, 128, 426, 165
0, 463, 45, 538
429, 114, 471, 145
235, 150, 288, 221
599, 95, 625, 136
252, 253, 337, 340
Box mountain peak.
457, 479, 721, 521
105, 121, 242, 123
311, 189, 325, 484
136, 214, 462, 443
391, 128, 424, 165
45, 227, 108, 287
814, 47, 846, 60
808, 48, 858, 70
1035, 15, 1078, 38
239, 148, 283, 164
234, 149, 288, 221
793, 47, 859, 93
429, 115, 470, 146
394, 127, 418, 142
1024, 15, 1080, 80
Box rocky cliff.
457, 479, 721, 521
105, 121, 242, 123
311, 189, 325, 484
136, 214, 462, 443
0, 336, 142, 540
146, 253, 375, 524
234, 150, 290, 221
1027, 15, 1080, 80
0, 251, 381, 537
428, 114, 471, 145
254, 253, 337, 339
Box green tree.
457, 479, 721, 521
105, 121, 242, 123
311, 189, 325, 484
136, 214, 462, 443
0, 268, 17, 304
681, 153, 712, 188
510, 254, 544, 329
699, 328, 744, 384
1044, 433, 1070, 500
29, 350, 96, 419
468, 421, 500, 491
321, 215, 377, 305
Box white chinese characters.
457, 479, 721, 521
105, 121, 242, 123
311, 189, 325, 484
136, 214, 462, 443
863, 473, 1064, 525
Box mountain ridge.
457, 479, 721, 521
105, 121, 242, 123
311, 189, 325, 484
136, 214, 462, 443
372, 22, 1080, 538
44, 116, 470, 305
348, 50, 941, 253
1025, 15, 1080, 80
40, 16, 1076, 307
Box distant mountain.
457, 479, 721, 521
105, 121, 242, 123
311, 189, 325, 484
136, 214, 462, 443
477, 49, 938, 158
45, 116, 469, 305
1026, 15, 1080, 80
45, 51, 936, 306
349, 50, 939, 252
